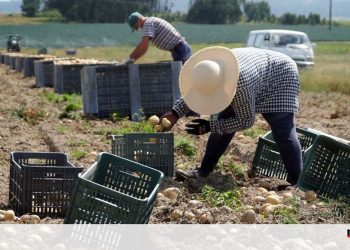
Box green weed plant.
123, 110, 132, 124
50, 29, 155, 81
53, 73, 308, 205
174, 136, 196, 158
200, 185, 242, 211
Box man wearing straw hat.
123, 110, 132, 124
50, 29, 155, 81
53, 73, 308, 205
160, 46, 302, 186
122, 12, 192, 65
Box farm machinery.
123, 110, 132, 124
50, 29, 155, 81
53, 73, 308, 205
7, 34, 21, 52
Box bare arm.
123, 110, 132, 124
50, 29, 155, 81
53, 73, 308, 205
129, 36, 150, 61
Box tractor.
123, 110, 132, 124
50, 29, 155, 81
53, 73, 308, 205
7, 34, 21, 52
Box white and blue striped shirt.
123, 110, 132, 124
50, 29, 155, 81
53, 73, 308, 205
173, 48, 300, 134
142, 17, 183, 50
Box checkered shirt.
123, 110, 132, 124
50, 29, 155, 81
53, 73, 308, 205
172, 48, 300, 134
142, 17, 183, 50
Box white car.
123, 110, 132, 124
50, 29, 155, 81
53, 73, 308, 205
246, 29, 315, 67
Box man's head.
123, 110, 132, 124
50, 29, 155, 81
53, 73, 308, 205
128, 12, 144, 32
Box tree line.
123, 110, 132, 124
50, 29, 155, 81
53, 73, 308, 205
21, 0, 324, 25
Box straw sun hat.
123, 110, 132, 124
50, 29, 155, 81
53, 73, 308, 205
179, 46, 239, 115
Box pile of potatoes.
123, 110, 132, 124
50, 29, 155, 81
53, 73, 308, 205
53, 58, 110, 65
148, 115, 172, 132
0, 210, 41, 223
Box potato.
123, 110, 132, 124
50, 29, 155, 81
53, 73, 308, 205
161, 118, 172, 128
265, 195, 282, 205
154, 124, 164, 132
170, 209, 182, 220
263, 205, 277, 217
148, 115, 160, 126
199, 212, 214, 224
20, 214, 41, 224
3, 210, 15, 221
184, 211, 196, 220
257, 187, 268, 194
162, 187, 180, 200
241, 209, 256, 223
283, 192, 293, 200
259, 203, 272, 214
305, 190, 317, 202
254, 195, 266, 203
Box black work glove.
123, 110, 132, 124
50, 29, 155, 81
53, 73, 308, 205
185, 119, 210, 135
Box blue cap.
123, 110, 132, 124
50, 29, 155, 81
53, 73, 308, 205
128, 12, 142, 32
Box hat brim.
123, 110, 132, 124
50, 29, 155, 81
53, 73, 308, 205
179, 46, 239, 115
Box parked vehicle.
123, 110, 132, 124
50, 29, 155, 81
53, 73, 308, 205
246, 29, 315, 67
7, 34, 21, 52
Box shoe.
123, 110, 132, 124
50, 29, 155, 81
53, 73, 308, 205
175, 168, 209, 180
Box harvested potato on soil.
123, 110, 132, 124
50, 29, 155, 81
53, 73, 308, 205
263, 205, 277, 217
20, 214, 41, 224
304, 190, 317, 202
242, 209, 256, 223
265, 195, 282, 205
170, 209, 182, 220
162, 187, 181, 200
4, 210, 15, 221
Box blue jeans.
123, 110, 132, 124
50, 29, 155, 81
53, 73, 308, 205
171, 40, 192, 64
198, 106, 302, 185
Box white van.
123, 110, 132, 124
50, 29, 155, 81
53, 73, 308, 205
246, 29, 315, 67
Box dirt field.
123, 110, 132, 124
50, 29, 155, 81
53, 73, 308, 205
0, 63, 349, 224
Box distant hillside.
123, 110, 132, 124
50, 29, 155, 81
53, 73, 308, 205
0, 0, 21, 14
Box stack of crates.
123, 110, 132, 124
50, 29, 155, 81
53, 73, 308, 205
23, 55, 49, 78
251, 127, 318, 180
15, 54, 25, 72
298, 135, 350, 202
64, 152, 164, 224
111, 133, 174, 176
54, 63, 114, 94
8, 53, 17, 70
34, 59, 56, 87
9, 152, 83, 218
81, 62, 181, 120
3, 53, 10, 65
0, 52, 5, 64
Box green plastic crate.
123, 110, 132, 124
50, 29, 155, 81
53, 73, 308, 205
251, 127, 318, 180
297, 135, 350, 201
64, 152, 164, 224
9, 152, 83, 218
111, 133, 174, 176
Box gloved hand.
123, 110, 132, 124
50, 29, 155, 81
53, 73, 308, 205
185, 119, 210, 135
121, 56, 134, 65
159, 110, 179, 131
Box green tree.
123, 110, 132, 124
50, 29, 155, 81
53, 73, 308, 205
244, 1, 270, 22
297, 14, 307, 24
308, 13, 320, 25
279, 12, 297, 25
21, 0, 41, 17
42, 0, 159, 22
186, 0, 241, 24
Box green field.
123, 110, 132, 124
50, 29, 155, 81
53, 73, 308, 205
0, 22, 350, 49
